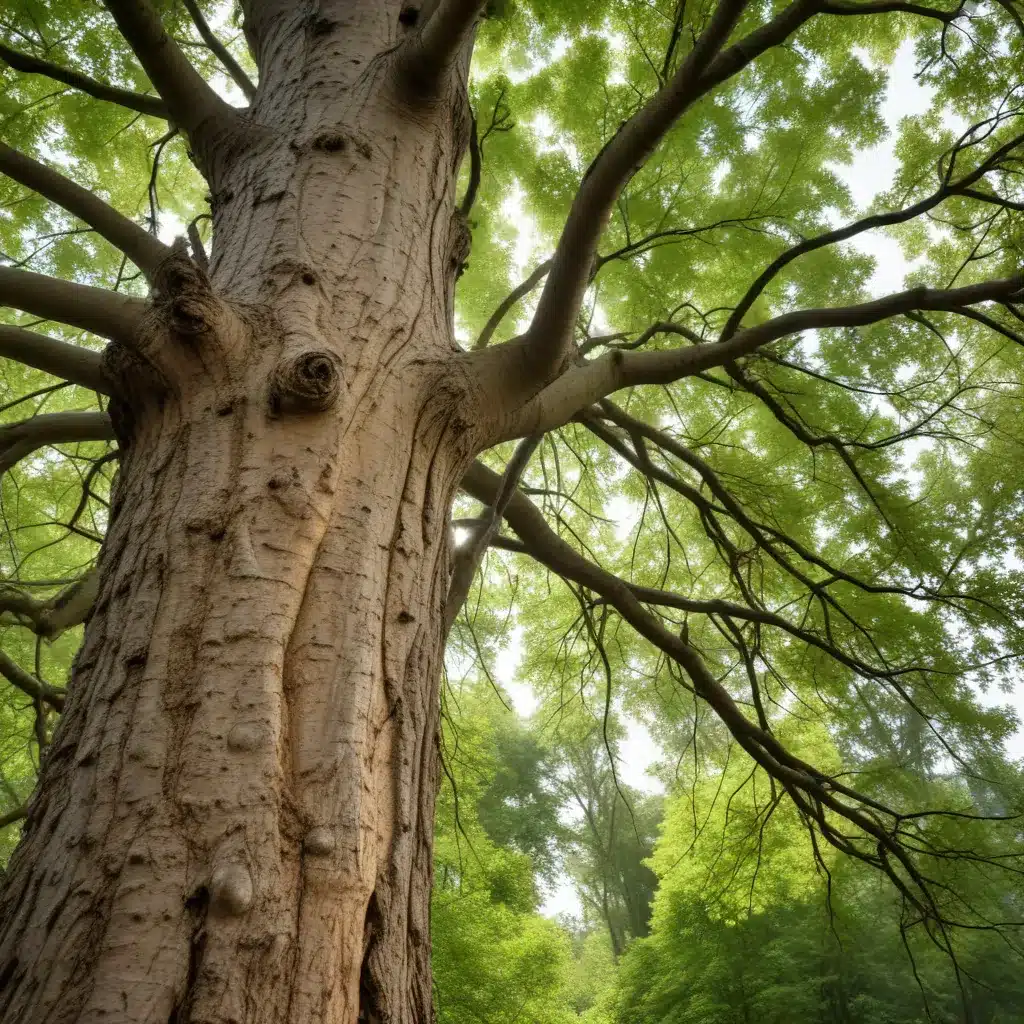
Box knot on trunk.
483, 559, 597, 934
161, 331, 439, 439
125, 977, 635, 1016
304, 826, 336, 856
210, 863, 253, 916
152, 241, 218, 339
270, 350, 343, 414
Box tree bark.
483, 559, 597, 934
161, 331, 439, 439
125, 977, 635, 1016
0, 11, 480, 1023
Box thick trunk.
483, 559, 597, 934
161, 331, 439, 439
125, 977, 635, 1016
0, 13, 479, 1022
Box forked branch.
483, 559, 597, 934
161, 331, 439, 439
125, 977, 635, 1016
509, 0, 755, 388
476, 0, 1013, 414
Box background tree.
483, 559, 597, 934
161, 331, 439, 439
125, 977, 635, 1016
0, 0, 1023, 1022
614, 730, 1024, 1023
553, 726, 662, 956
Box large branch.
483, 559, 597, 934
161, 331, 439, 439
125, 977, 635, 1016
0, 143, 171, 279
499, 272, 1024, 437
182, 0, 256, 100
0, 411, 116, 478
460, 460, 1008, 928
478, 0, 989, 407
102, 0, 241, 142
819, 0, 964, 20
400, 0, 487, 91
0, 266, 145, 346
0, 40, 168, 118
0, 571, 99, 638
509, 0, 756, 389
0, 325, 108, 393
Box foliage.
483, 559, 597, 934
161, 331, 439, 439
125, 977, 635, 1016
433, 678, 574, 1024
616, 762, 1024, 1024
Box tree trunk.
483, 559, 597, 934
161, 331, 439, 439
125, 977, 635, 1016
0, 12, 480, 1022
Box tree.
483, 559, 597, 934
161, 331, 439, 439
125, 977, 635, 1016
431, 677, 572, 1024
0, 0, 1022, 1021
615, 732, 1024, 1023
554, 726, 661, 956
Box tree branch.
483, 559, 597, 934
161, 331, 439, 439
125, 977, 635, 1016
992, 0, 1024, 34
0, 324, 109, 393
0, 143, 171, 279
181, 0, 257, 100
460, 460, 1016, 931
460, 89, 514, 218
0, 587, 51, 633
819, 0, 964, 21
720, 125, 1024, 340
0, 803, 27, 830
101, 0, 242, 144
0, 650, 64, 712
473, 259, 552, 351
0, 411, 116, 479
497, 272, 1024, 437
586, 399, 1001, 624
446, 433, 542, 632
0, 572, 99, 638
400, 0, 488, 91
509, 0, 757, 390
0, 40, 168, 118
0, 266, 145, 347
473, 215, 786, 353
474, 0, 1005, 415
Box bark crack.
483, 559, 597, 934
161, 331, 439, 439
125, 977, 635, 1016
359, 891, 384, 1024
168, 886, 209, 1024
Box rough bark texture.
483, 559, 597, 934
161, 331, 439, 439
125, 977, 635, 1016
0, 7, 481, 1022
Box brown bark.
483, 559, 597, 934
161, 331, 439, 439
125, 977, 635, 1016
0, 10, 481, 1022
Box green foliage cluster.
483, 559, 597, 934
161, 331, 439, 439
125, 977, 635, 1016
427, 672, 1024, 1024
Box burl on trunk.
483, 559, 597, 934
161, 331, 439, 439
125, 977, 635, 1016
0, 11, 489, 1022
